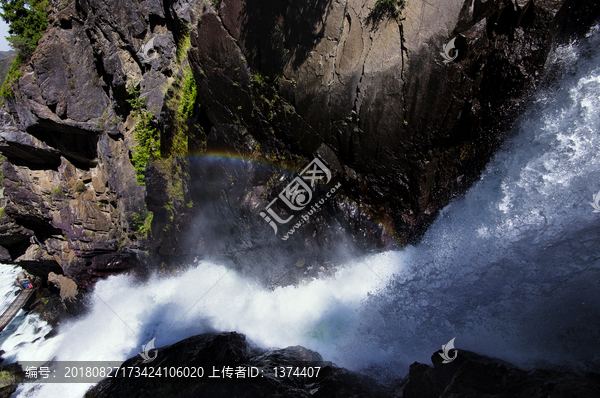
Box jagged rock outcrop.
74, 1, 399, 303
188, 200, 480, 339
47, 271, 78, 301
0, 0, 187, 286
85, 331, 394, 398
400, 349, 600, 397
0, 0, 598, 287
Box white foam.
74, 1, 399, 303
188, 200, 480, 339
12, 252, 401, 397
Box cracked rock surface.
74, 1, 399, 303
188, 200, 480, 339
0, 0, 597, 288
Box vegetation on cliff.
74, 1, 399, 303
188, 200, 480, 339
128, 66, 197, 233
0, 0, 48, 58
127, 85, 160, 187
158, 66, 197, 227
166, 67, 196, 157
0, 0, 48, 97
128, 66, 196, 183
368, 0, 406, 23
0, 54, 21, 97
175, 25, 191, 65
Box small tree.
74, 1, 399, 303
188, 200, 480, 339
0, 0, 48, 97
0, 0, 49, 59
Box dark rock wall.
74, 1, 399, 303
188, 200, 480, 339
85, 331, 395, 398
205, 0, 570, 240
84, 332, 600, 397
400, 349, 600, 398
0, 0, 597, 288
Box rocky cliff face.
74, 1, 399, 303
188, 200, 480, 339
0, 0, 597, 289
201, 0, 567, 241
0, 0, 186, 287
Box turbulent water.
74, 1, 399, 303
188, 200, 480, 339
7, 26, 600, 398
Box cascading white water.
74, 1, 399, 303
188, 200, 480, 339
8, 25, 600, 398
10, 255, 402, 398
339, 26, 600, 376
0, 266, 54, 373
0, 265, 20, 312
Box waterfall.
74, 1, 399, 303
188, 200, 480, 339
9, 24, 600, 398
340, 25, 600, 375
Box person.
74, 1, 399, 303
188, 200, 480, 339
14, 271, 36, 290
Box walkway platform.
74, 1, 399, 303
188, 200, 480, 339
0, 289, 35, 333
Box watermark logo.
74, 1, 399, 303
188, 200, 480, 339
590, 190, 600, 213
139, 37, 157, 62
439, 337, 458, 363
139, 338, 158, 363
260, 158, 340, 240
441, 37, 459, 64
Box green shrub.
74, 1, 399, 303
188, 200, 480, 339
250, 72, 267, 86
0, 0, 49, 97
0, 54, 22, 98
170, 67, 196, 156
175, 24, 191, 64
51, 186, 65, 198
75, 181, 86, 193
133, 208, 153, 238
0, 0, 49, 59
127, 85, 160, 186
139, 211, 153, 235
367, 0, 406, 24
163, 66, 196, 158
178, 68, 197, 119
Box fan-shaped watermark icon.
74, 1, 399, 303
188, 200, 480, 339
139, 337, 158, 363
590, 190, 600, 213
441, 37, 459, 64
259, 157, 340, 239
139, 37, 157, 62
439, 337, 458, 363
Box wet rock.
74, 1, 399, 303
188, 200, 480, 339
85, 332, 600, 397
47, 272, 78, 302
400, 349, 600, 398
85, 332, 393, 398
0, 363, 23, 398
